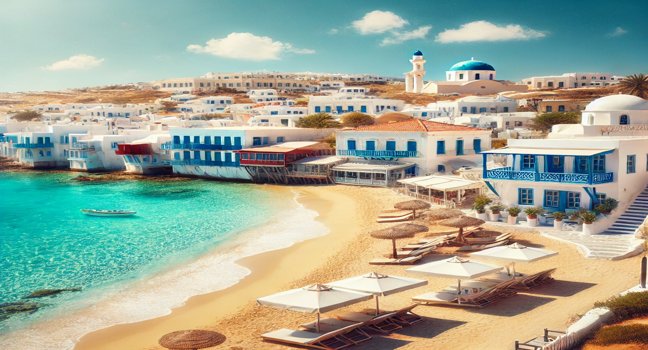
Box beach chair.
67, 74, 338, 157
262, 325, 359, 349
394, 245, 436, 258
403, 234, 456, 250
456, 239, 509, 252
519, 268, 556, 289
335, 311, 402, 334
464, 232, 512, 244
369, 255, 422, 265
377, 210, 412, 218
413, 279, 518, 308
376, 213, 413, 223
299, 318, 373, 345
389, 304, 423, 326
515, 329, 565, 350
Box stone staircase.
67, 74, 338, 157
543, 231, 644, 260
603, 187, 648, 235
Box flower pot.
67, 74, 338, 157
527, 217, 538, 227
477, 212, 488, 220
507, 215, 517, 225
489, 212, 500, 222
582, 222, 594, 235
553, 220, 563, 230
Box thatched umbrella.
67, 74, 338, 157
425, 208, 463, 222
438, 215, 485, 242
394, 200, 431, 218
159, 330, 226, 350
370, 223, 429, 258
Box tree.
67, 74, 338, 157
341, 112, 375, 128
295, 113, 341, 129
531, 112, 580, 132
160, 101, 178, 113
618, 74, 648, 98
11, 110, 42, 122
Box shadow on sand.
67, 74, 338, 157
524, 280, 596, 297
354, 316, 466, 349
470, 294, 556, 316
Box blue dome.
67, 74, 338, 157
413, 50, 423, 56
449, 59, 494, 71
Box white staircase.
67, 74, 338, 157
603, 187, 648, 235
543, 231, 644, 260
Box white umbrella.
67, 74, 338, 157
407, 256, 502, 304
470, 242, 558, 276
328, 272, 427, 315
257, 284, 372, 332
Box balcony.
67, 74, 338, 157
335, 177, 387, 187
484, 167, 614, 185
14, 142, 54, 149
337, 150, 419, 158
171, 159, 239, 167
161, 143, 242, 151
70, 143, 96, 150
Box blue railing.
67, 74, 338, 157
337, 150, 419, 158
171, 159, 240, 167
14, 142, 54, 149
162, 143, 242, 151
484, 167, 614, 185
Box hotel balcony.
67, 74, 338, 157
337, 150, 419, 159
161, 142, 242, 151
14, 142, 54, 149
171, 159, 239, 167
70, 143, 95, 150
484, 167, 614, 185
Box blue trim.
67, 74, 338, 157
484, 181, 499, 197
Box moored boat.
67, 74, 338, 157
81, 209, 137, 217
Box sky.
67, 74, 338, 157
0, 0, 646, 92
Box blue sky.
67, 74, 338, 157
0, 0, 646, 92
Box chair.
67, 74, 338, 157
335, 311, 402, 334
457, 239, 509, 252
390, 304, 423, 326
393, 245, 436, 258
369, 255, 422, 265
413, 279, 519, 308
262, 324, 360, 350
376, 213, 413, 223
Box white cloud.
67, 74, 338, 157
328, 28, 339, 35
435, 20, 546, 43
380, 25, 432, 46
352, 10, 408, 35
607, 27, 627, 37
43, 54, 104, 71
187, 32, 314, 61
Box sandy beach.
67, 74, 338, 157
74, 184, 643, 350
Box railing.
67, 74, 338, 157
171, 159, 239, 167
337, 150, 419, 158
13, 142, 54, 149
334, 177, 387, 186
161, 143, 242, 151
484, 167, 614, 185
70, 143, 95, 150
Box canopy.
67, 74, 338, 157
257, 284, 372, 314
471, 243, 558, 263
407, 256, 501, 280
481, 147, 614, 157
397, 175, 483, 192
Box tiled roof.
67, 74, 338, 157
355, 119, 483, 132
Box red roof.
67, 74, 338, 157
355, 119, 482, 132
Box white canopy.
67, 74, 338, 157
482, 147, 613, 157
471, 243, 558, 263
257, 284, 372, 314
328, 272, 427, 297
407, 256, 501, 280
398, 175, 483, 191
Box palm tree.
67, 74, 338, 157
618, 74, 648, 98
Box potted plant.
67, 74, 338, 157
472, 194, 492, 220
506, 206, 521, 225
594, 198, 618, 215
552, 212, 565, 230
524, 207, 544, 227
580, 211, 598, 234
488, 204, 505, 222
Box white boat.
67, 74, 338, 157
81, 209, 137, 217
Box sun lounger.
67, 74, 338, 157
394, 245, 436, 258
262, 325, 360, 350
377, 210, 412, 218
376, 213, 413, 223
403, 234, 456, 250
456, 239, 509, 252
510, 268, 556, 290
515, 329, 565, 350
390, 304, 423, 326
298, 318, 372, 345
413, 279, 519, 308
369, 255, 422, 265
464, 232, 512, 244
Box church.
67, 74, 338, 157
404, 51, 528, 95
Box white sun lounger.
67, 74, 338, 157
376, 213, 413, 223
262, 323, 363, 349
369, 255, 422, 265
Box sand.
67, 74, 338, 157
74, 184, 644, 350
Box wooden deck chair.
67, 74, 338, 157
369, 255, 422, 265
389, 304, 423, 326
376, 213, 413, 223
262, 324, 360, 350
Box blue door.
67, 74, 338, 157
37, 137, 43, 144
366, 141, 375, 151
224, 152, 232, 164
407, 141, 417, 152
234, 137, 242, 148
456, 140, 464, 155
386, 141, 396, 151
347, 140, 356, 150
173, 136, 180, 145
224, 137, 231, 147
546, 156, 564, 173
360, 105, 367, 113
473, 139, 481, 153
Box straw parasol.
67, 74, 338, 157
425, 208, 463, 222
438, 215, 485, 242
370, 223, 429, 258
394, 200, 431, 218
159, 330, 226, 350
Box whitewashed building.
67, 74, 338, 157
116, 134, 172, 175
521, 72, 623, 90
308, 88, 404, 115
178, 96, 233, 113
68, 131, 152, 171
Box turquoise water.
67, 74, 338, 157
0, 171, 281, 332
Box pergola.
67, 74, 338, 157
397, 175, 484, 207
333, 160, 415, 187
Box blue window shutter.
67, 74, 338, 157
386, 141, 396, 151
437, 141, 445, 154
347, 140, 356, 150
456, 140, 464, 155
315, 106, 321, 113
473, 139, 481, 153
407, 141, 417, 152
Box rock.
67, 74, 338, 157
25, 288, 82, 299
0, 302, 41, 320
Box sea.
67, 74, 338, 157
0, 171, 327, 349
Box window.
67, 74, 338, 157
407, 140, 417, 152
567, 192, 581, 209
518, 188, 534, 205
627, 155, 636, 173
473, 139, 481, 153
558, 82, 564, 88
475, 73, 480, 79
558, 105, 565, 112
437, 165, 446, 172
596, 193, 607, 203
111, 142, 118, 149
544, 190, 559, 208
461, 107, 467, 113
456, 140, 464, 155
521, 155, 535, 170
620, 115, 629, 125
436, 140, 445, 154
459, 73, 464, 79
546, 106, 553, 112
314, 106, 321, 113
253, 137, 261, 146
347, 139, 356, 150
262, 137, 269, 145
593, 155, 605, 173
386, 140, 396, 151
365, 140, 375, 151
574, 157, 588, 173
204, 136, 211, 144
277, 137, 285, 143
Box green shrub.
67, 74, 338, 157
552, 212, 566, 221
489, 204, 505, 214
595, 292, 648, 322
507, 206, 521, 216
580, 211, 598, 224
472, 195, 492, 214
295, 113, 342, 129
524, 207, 544, 219
591, 324, 648, 345
594, 198, 619, 214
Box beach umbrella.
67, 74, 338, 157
471, 243, 558, 276
424, 208, 463, 222
407, 256, 501, 304
328, 272, 427, 315
257, 284, 372, 332
394, 200, 431, 218
438, 215, 485, 242
159, 330, 226, 350
370, 223, 429, 258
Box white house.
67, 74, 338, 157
521, 72, 622, 90
247, 89, 278, 102
68, 131, 152, 171
116, 134, 172, 175
308, 88, 404, 115
178, 96, 233, 113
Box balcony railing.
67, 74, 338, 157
484, 167, 614, 185
14, 142, 54, 149
70, 143, 95, 150
161, 143, 242, 151
337, 150, 419, 158
334, 177, 387, 187
171, 159, 239, 167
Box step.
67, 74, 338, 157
616, 218, 645, 224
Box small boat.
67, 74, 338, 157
81, 209, 137, 217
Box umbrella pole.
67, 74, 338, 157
512, 263, 517, 278
316, 313, 320, 333
375, 295, 380, 316
457, 279, 462, 305
392, 239, 397, 259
